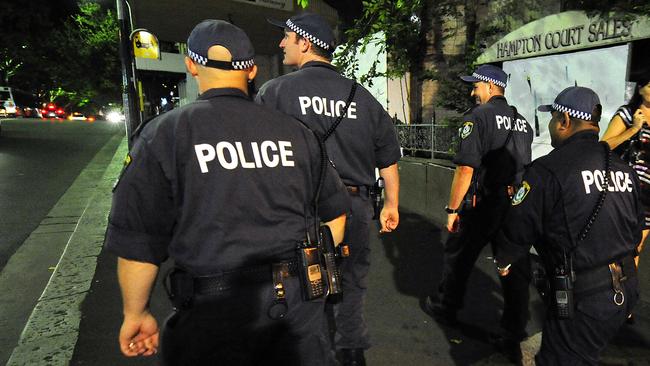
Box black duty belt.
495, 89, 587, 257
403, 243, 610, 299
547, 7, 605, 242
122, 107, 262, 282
573, 254, 636, 299
346, 185, 370, 197
194, 260, 300, 295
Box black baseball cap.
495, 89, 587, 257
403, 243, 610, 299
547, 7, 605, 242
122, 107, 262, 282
187, 19, 255, 70
268, 13, 336, 52
460, 64, 508, 88
538, 86, 602, 122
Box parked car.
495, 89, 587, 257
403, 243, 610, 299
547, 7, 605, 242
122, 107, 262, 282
13, 89, 42, 118
16, 105, 42, 118
0, 87, 17, 117
68, 111, 87, 121
42, 103, 65, 119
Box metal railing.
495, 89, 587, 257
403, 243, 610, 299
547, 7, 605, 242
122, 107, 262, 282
395, 121, 459, 159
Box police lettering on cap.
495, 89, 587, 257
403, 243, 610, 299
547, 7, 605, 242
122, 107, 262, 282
268, 13, 336, 52
187, 19, 255, 70
538, 86, 602, 122
460, 64, 508, 88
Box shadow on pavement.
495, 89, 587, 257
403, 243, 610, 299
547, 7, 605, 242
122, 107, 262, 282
377, 211, 513, 365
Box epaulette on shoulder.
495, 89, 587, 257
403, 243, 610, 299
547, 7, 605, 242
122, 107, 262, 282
132, 115, 158, 139
462, 105, 477, 116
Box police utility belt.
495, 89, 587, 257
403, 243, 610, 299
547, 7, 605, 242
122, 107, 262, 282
347, 178, 385, 221
165, 226, 349, 320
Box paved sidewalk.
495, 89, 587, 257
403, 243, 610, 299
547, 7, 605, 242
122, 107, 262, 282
5, 137, 650, 365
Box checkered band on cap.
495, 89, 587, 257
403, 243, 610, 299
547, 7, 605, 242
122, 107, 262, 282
286, 19, 331, 50
188, 48, 254, 69
231, 59, 255, 69
188, 49, 208, 65
472, 72, 506, 88
552, 103, 592, 120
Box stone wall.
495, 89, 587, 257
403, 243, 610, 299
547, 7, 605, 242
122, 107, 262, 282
398, 157, 455, 226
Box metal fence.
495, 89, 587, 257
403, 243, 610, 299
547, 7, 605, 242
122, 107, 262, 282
394, 121, 459, 159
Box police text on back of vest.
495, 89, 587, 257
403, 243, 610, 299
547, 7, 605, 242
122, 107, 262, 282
195, 141, 295, 172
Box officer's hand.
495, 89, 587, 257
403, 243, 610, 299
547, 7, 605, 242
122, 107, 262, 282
379, 205, 399, 233
633, 109, 648, 130
446, 213, 460, 233
119, 310, 159, 357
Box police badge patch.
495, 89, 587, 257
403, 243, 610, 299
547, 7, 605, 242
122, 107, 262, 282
113, 153, 132, 192
511, 181, 531, 206
460, 121, 473, 139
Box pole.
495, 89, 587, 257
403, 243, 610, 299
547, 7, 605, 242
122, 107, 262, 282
116, 0, 138, 148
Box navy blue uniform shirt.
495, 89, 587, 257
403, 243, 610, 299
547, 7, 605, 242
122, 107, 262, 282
455, 95, 533, 189
255, 61, 401, 187
105, 88, 350, 275
496, 131, 643, 271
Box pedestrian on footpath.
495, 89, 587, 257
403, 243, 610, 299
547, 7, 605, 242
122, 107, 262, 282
256, 12, 401, 366
424, 64, 533, 362
104, 19, 350, 365
495, 86, 641, 365
602, 75, 650, 268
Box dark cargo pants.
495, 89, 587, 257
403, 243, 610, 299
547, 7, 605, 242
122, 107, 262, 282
334, 194, 374, 350
536, 270, 639, 365
160, 276, 332, 366
436, 193, 531, 340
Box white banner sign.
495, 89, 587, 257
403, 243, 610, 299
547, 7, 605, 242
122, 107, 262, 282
231, 0, 293, 11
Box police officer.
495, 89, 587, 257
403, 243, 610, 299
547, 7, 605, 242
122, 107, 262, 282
105, 20, 350, 366
424, 64, 533, 359
256, 12, 401, 366
495, 86, 641, 365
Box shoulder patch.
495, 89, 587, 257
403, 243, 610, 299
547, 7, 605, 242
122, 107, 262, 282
460, 121, 474, 139
511, 181, 531, 206
113, 153, 133, 192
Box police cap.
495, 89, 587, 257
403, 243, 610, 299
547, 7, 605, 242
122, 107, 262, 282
460, 64, 508, 88
268, 13, 336, 52
187, 19, 255, 70
538, 86, 602, 123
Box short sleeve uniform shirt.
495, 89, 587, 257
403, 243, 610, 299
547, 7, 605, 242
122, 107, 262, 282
256, 61, 401, 187
105, 88, 350, 275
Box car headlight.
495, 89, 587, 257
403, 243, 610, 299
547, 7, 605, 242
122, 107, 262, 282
107, 111, 123, 123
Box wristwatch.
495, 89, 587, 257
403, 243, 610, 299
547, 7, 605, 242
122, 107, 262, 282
444, 205, 459, 214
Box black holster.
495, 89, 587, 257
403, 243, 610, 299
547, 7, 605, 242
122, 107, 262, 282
370, 178, 384, 220
165, 268, 194, 310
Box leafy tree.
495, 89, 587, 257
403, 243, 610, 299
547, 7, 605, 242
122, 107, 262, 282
50, 1, 120, 109
301, 0, 650, 119
0, 0, 69, 89
1, 0, 119, 111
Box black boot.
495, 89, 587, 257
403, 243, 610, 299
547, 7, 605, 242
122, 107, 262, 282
341, 348, 366, 366
423, 296, 458, 326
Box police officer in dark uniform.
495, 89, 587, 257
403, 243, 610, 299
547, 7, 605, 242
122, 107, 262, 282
256, 13, 401, 366
424, 64, 533, 359
495, 86, 641, 365
104, 20, 350, 366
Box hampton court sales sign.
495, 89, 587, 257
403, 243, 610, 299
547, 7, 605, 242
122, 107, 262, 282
477, 11, 650, 64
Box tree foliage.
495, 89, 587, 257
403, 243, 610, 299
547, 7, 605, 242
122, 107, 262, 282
334, 0, 424, 85
304, 0, 650, 116
53, 2, 120, 108
0, 0, 119, 110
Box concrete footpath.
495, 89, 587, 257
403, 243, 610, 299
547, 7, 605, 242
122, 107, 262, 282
4, 137, 650, 365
